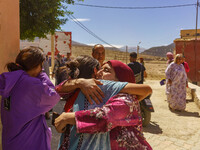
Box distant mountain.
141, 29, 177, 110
72, 41, 121, 51
141, 43, 175, 57
72, 41, 89, 46
119, 46, 146, 53
21, 38, 175, 58
104, 46, 121, 51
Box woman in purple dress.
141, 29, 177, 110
0, 47, 60, 150
165, 54, 187, 111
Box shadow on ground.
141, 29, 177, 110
143, 121, 163, 134
186, 99, 194, 103
173, 110, 200, 118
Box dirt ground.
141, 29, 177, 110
144, 60, 166, 80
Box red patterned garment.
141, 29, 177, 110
75, 93, 152, 150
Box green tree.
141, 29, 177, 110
20, 0, 83, 40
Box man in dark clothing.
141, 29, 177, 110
63, 52, 72, 62
52, 53, 68, 85
128, 52, 147, 84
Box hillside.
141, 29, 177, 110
72, 41, 88, 46
141, 43, 175, 57
119, 46, 146, 53
20, 39, 172, 60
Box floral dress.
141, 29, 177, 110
58, 80, 152, 150
165, 62, 187, 110
75, 93, 151, 150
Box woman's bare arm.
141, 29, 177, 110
55, 112, 76, 133
57, 78, 104, 104
120, 83, 152, 101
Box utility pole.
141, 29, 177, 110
194, 0, 199, 84
137, 42, 141, 58
195, 0, 199, 40
51, 34, 55, 74
126, 46, 128, 64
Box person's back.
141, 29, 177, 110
0, 47, 60, 150
1, 71, 56, 150
128, 61, 145, 84
53, 54, 68, 85
43, 59, 50, 77
128, 52, 146, 84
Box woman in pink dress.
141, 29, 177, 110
55, 58, 152, 150
182, 57, 190, 73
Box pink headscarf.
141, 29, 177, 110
108, 60, 135, 83
166, 52, 174, 64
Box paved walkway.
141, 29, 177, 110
143, 80, 200, 150
48, 79, 200, 150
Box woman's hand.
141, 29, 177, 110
55, 112, 76, 133
168, 79, 172, 85
55, 112, 68, 133
77, 78, 104, 104
59, 78, 104, 105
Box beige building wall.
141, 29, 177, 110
0, 0, 20, 73
0, 0, 20, 149
181, 29, 200, 39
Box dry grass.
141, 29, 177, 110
71, 46, 167, 80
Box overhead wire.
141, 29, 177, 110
74, 3, 196, 9
68, 14, 119, 49
68, 2, 199, 49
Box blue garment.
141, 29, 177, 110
69, 80, 128, 150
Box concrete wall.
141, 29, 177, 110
0, 0, 20, 149
0, 0, 20, 73
188, 82, 200, 109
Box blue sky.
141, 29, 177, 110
61, 0, 199, 49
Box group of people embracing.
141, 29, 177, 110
0, 45, 152, 150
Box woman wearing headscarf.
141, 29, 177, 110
182, 56, 190, 73
166, 52, 174, 65
165, 54, 187, 111
55, 57, 152, 150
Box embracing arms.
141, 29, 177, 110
55, 83, 152, 133
120, 83, 152, 101
56, 78, 104, 104
55, 94, 141, 133
57, 79, 151, 103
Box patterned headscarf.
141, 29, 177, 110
108, 60, 135, 83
